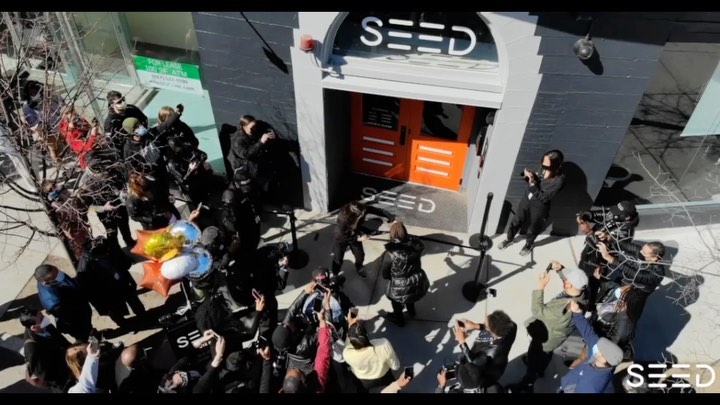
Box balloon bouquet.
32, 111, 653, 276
132, 220, 213, 297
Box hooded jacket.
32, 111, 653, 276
381, 236, 430, 304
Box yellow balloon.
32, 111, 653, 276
144, 232, 183, 261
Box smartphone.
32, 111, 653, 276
404, 366, 414, 379
312, 298, 323, 313
88, 336, 99, 352
252, 289, 261, 300
256, 335, 269, 350
546, 263, 554, 272
350, 307, 359, 318
456, 320, 465, 329
445, 369, 456, 380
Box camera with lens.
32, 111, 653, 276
440, 361, 460, 380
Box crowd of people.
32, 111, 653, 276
13, 83, 673, 394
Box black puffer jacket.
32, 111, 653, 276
381, 236, 430, 304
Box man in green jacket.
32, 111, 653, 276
508, 261, 588, 393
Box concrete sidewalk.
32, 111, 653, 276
0, 204, 719, 393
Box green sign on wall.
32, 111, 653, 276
133, 55, 203, 95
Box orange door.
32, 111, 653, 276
350, 93, 412, 181
405, 101, 476, 191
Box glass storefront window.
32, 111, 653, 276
599, 42, 720, 207
70, 12, 135, 86
121, 12, 200, 65
333, 12, 498, 73
420, 101, 462, 141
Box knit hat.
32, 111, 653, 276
597, 337, 624, 366
122, 117, 139, 134
562, 267, 589, 290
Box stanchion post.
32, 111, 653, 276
462, 192, 494, 302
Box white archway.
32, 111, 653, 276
290, 12, 543, 232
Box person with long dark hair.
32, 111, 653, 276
498, 150, 566, 256
567, 279, 645, 368
332, 201, 395, 279
380, 221, 429, 327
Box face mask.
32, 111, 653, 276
637, 252, 646, 262
54, 271, 66, 284
591, 343, 599, 359
39, 315, 52, 329
614, 288, 622, 300
31, 92, 43, 102
135, 127, 148, 137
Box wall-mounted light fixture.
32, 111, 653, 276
299, 34, 315, 52
573, 34, 594, 60
573, 16, 595, 61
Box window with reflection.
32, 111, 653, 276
333, 12, 498, 73
598, 42, 720, 207
420, 101, 463, 140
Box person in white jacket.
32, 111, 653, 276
66, 341, 100, 393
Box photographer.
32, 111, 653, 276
559, 301, 624, 393
282, 268, 354, 340
436, 362, 490, 393
451, 311, 517, 390
165, 136, 212, 206
104, 90, 148, 151
577, 201, 639, 275
343, 310, 401, 391
596, 239, 666, 300
498, 150, 566, 256
158, 332, 226, 393
227, 116, 280, 203
507, 261, 588, 393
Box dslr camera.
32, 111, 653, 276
440, 361, 460, 380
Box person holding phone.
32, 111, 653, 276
507, 261, 588, 393
66, 340, 101, 393
342, 309, 401, 391
450, 311, 517, 391
380, 369, 413, 393
497, 150, 566, 256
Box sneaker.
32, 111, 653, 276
497, 239, 513, 250
519, 243, 534, 256
356, 267, 368, 279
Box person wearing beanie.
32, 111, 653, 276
558, 300, 624, 393
508, 260, 588, 393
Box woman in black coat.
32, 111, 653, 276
380, 221, 429, 327
332, 201, 395, 279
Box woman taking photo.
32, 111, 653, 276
66, 341, 100, 393
332, 200, 395, 279
380, 221, 430, 327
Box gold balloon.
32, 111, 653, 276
144, 231, 184, 261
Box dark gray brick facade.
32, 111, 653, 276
501, 12, 671, 235
192, 12, 298, 140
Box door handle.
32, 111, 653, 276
400, 126, 407, 145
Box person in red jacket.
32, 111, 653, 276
280, 293, 332, 393
59, 106, 96, 169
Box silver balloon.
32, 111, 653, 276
187, 247, 214, 281
169, 220, 201, 247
